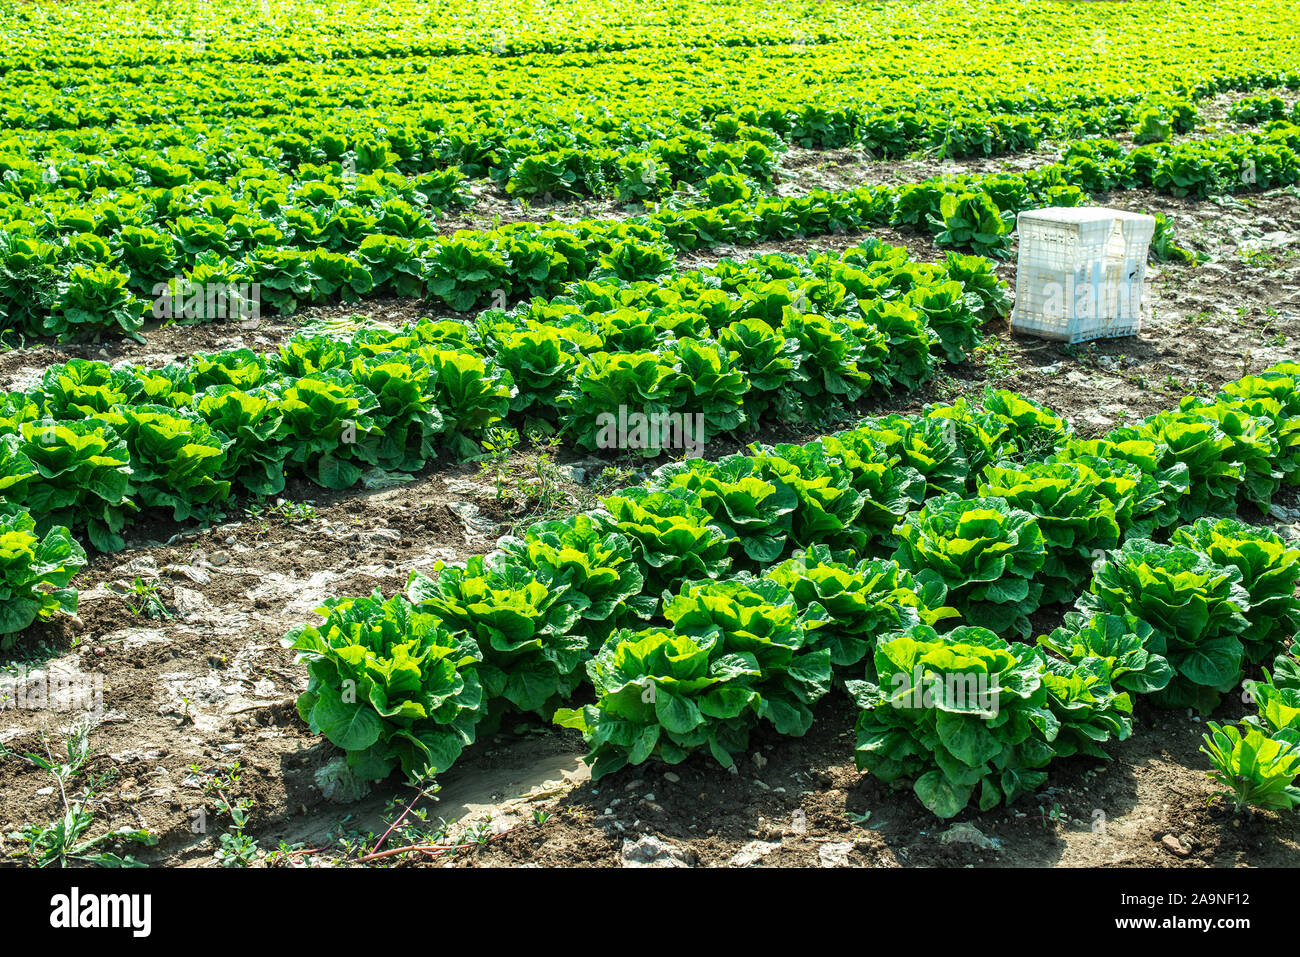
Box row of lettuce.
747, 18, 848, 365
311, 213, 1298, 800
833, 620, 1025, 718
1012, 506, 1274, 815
3, 90, 1192, 206
9, 0, 1293, 73
281, 360, 1300, 818
11, 0, 1294, 239
2, 74, 1219, 344
4, 119, 1299, 340
0, 240, 996, 561
3, 0, 1295, 339
0, 239, 993, 643
6, 340, 1298, 813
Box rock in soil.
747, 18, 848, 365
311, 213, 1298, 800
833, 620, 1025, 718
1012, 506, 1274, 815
729, 840, 782, 867
621, 834, 696, 868
939, 822, 1000, 851
1160, 833, 1192, 857
818, 841, 856, 867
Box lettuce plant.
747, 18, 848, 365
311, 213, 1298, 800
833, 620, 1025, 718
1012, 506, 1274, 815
1271, 642, 1300, 696
977, 460, 1121, 604
417, 347, 515, 459
495, 514, 653, 648
1199, 722, 1300, 812
407, 556, 588, 724
857, 299, 935, 392
1217, 391, 1300, 488
891, 182, 946, 230
38, 359, 138, 419
1170, 517, 1300, 664
942, 251, 1011, 324
1223, 637, 1300, 813
274, 334, 358, 377
1052, 437, 1189, 539
846, 625, 1056, 818
816, 433, 926, 553
650, 455, 798, 565
13, 419, 135, 552
765, 545, 954, 671
1226, 95, 1289, 125
597, 239, 675, 282
904, 279, 982, 363
840, 317, 891, 395
0, 509, 86, 647
104, 404, 232, 522
1246, 669, 1300, 737
559, 351, 679, 455
732, 277, 799, 323
1114, 411, 1240, 521
354, 234, 426, 298
46, 264, 146, 339
854, 413, 968, 498
665, 337, 748, 434
554, 627, 761, 779
1220, 369, 1300, 485
347, 352, 443, 472
892, 494, 1047, 638
930, 192, 1012, 259
275, 371, 381, 489
924, 397, 1014, 487
191, 386, 290, 496
749, 442, 866, 553
1037, 611, 1174, 696
0, 233, 60, 336
1178, 397, 1282, 510
981, 389, 1072, 463
130, 364, 193, 410
1031, 651, 1132, 760
717, 317, 799, 417
0, 433, 35, 505
423, 238, 508, 311
1078, 540, 1251, 713
286, 592, 485, 782
187, 348, 271, 394
597, 487, 732, 596
781, 312, 875, 410
486, 323, 583, 417
589, 308, 663, 353
663, 576, 832, 736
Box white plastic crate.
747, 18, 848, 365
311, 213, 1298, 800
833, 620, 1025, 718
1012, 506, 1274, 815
1010, 207, 1156, 343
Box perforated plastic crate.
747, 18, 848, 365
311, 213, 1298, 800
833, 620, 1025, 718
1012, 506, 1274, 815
1010, 207, 1156, 343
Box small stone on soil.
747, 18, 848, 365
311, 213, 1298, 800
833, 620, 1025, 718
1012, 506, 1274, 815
621, 834, 695, 868
730, 840, 781, 867
818, 842, 855, 867
1160, 834, 1191, 857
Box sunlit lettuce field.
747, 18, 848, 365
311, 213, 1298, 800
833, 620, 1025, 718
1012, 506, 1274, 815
1, 0, 1299, 870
